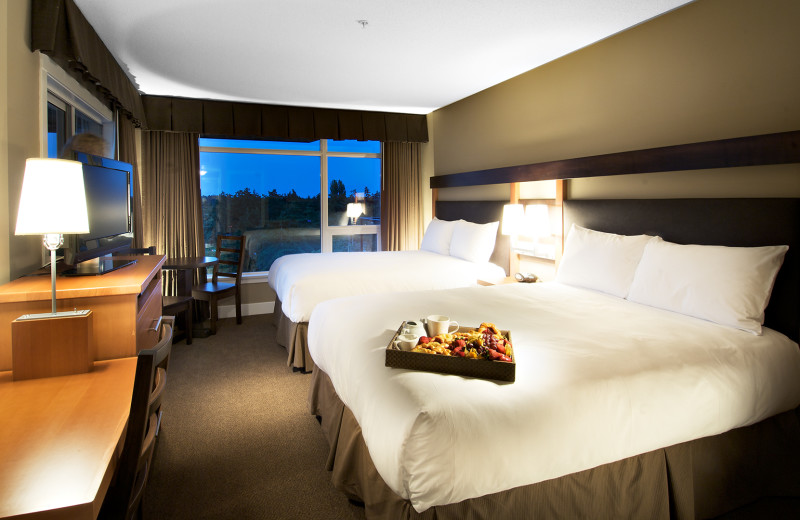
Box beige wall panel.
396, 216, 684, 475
431, 0, 800, 199
1, 0, 9, 284
5, 0, 43, 282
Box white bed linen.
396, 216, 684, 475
308, 282, 800, 513
268, 250, 506, 322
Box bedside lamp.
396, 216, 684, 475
15, 158, 89, 319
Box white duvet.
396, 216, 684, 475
308, 282, 800, 513
268, 250, 506, 322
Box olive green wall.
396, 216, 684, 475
2, 0, 44, 283
427, 0, 800, 204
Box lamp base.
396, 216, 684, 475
16, 309, 91, 321
12, 310, 94, 380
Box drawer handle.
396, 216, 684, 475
148, 316, 163, 332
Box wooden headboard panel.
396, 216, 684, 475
563, 198, 800, 342
435, 200, 510, 275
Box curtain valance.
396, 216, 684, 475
142, 95, 429, 143
31, 0, 146, 125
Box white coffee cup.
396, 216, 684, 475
425, 315, 459, 336
396, 333, 420, 351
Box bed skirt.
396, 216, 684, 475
308, 368, 800, 520
273, 298, 314, 372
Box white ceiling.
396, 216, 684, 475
73, 0, 693, 115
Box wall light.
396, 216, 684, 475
501, 204, 524, 236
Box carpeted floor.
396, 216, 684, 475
141, 313, 800, 520
142, 314, 366, 520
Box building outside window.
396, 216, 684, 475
199, 138, 381, 273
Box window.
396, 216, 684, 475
199, 138, 382, 273
46, 89, 114, 159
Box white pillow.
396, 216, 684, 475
420, 218, 458, 256
556, 224, 655, 298
449, 220, 499, 264
627, 237, 788, 335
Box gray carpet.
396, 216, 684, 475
142, 314, 366, 519
142, 313, 800, 520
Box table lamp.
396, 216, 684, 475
346, 202, 364, 224
15, 158, 90, 319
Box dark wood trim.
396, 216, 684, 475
430, 130, 800, 189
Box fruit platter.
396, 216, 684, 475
385, 321, 516, 382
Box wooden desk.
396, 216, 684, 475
0, 255, 165, 371
0, 357, 137, 520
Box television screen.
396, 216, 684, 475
62, 156, 133, 266
81, 163, 130, 240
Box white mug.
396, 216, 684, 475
396, 333, 420, 351
425, 315, 459, 336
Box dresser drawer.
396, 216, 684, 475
135, 281, 163, 352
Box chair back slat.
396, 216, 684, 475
212, 235, 246, 284
99, 317, 173, 519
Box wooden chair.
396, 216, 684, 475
163, 295, 192, 345
99, 317, 173, 520
192, 234, 246, 334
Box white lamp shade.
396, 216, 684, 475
501, 204, 524, 235
346, 202, 364, 219
15, 158, 90, 235
524, 204, 551, 238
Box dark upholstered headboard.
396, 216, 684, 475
435, 200, 510, 275
563, 198, 800, 342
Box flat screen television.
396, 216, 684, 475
61, 154, 135, 270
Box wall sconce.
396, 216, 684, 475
15, 158, 90, 318
525, 204, 551, 239
501, 204, 524, 236
504, 203, 555, 259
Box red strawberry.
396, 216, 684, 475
418, 336, 430, 344
499, 354, 512, 363
488, 350, 503, 360
495, 343, 506, 355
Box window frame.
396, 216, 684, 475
199, 138, 383, 275
40, 54, 116, 159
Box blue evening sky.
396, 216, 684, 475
199, 139, 380, 198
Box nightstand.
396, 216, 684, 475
478, 276, 518, 286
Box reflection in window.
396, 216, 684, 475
47, 102, 66, 158
199, 139, 381, 273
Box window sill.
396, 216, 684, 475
242, 272, 269, 284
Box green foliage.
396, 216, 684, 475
202, 180, 381, 270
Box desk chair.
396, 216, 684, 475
99, 317, 173, 520
192, 234, 246, 334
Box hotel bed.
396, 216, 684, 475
269, 201, 510, 371
306, 198, 800, 519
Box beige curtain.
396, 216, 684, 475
118, 116, 143, 248
141, 131, 204, 295
381, 142, 422, 251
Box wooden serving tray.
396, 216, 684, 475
385, 321, 515, 382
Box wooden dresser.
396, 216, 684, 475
0, 255, 165, 371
